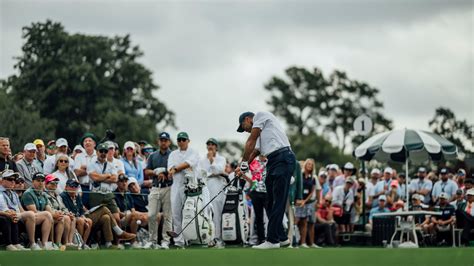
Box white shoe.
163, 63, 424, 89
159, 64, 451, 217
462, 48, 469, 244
252, 241, 280, 249
131, 242, 143, 249
44, 242, 56, 251
142, 242, 154, 249
300, 243, 309, 248
280, 239, 291, 247
6, 244, 18, 251
30, 243, 42, 251
15, 244, 30, 251
311, 244, 322, 248
161, 242, 170, 250
82, 244, 91, 250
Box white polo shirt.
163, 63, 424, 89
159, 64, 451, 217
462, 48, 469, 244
168, 148, 200, 185
74, 151, 97, 185
252, 111, 290, 156
87, 159, 118, 193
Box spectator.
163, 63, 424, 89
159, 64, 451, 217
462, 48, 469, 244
33, 139, 47, 169
144, 131, 173, 249
410, 194, 431, 234
431, 192, 455, 244
44, 174, 76, 247
318, 171, 330, 199
14, 176, 26, 197
128, 178, 149, 235
295, 159, 319, 248
366, 195, 390, 232
315, 195, 336, 246
333, 162, 356, 188
46, 140, 57, 156
432, 168, 458, 204
13, 153, 24, 162
72, 145, 84, 160
167, 131, 200, 248
455, 169, 466, 190
52, 154, 80, 194
43, 138, 75, 174
16, 143, 43, 188
88, 143, 119, 223
326, 164, 339, 190
135, 142, 147, 170
366, 168, 380, 207
410, 167, 433, 206
121, 141, 144, 186
373, 167, 395, 207
0, 137, 18, 172
74, 132, 98, 208
451, 189, 466, 210
114, 174, 141, 248
0, 170, 35, 250
332, 179, 355, 233
20, 173, 54, 249
397, 172, 408, 202
104, 141, 125, 177
199, 137, 227, 248
456, 188, 474, 245
387, 180, 401, 208
60, 179, 92, 248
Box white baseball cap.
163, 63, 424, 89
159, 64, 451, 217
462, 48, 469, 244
439, 192, 449, 200
378, 195, 387, 201
327, 164, 339, 171
371, 168, 381, 175
56, 138, 68, 147
412, 194, 424, 201
73, 145, 84, 152
123, 141, 136, 150
24, 143, 37, 151
344, 162, 354, 170
466, 188, 474, 196
384, 167, 393, 174
127, 177, 139, 187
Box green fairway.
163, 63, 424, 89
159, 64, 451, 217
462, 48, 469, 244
0, 248, 472, 266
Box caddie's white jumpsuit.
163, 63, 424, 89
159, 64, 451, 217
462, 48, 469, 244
199, 153, 227, 242
168, 147, 200, 246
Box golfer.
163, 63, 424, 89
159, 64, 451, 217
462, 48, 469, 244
236, 111, 296, 249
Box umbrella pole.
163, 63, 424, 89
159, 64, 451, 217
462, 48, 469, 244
405, 159, 409, 211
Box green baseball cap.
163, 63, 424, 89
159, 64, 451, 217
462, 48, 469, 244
206, 138, 218, 147
97, 142, 109, 151
177, 132, 189, 140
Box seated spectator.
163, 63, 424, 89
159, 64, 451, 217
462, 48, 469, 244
410, 194, 430, 234
432, 168, 458, 204
332, 179, 354, 233
456, 188, 474, 245
20, 173, 54, 249
451, 189, 466, 210
60, 179, 92, 248
14, 177, 26, 197
52, 154, 81, 194
431, 192, 455, 244
44, 174, 76, 247
315, 195, 336, 246
386, 180, 401, 208
0, 170, 34, 250
114, 174, 141, 248
366, 195, 390, 232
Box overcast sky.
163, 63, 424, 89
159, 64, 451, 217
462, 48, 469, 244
1, 0, 473, 155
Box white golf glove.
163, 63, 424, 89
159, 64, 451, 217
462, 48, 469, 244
290, 176, 295, 185
239, 161, 249, 172
153, 167, 166, 176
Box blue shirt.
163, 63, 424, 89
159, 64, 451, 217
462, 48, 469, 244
369, 206, 391, 222
121, 158, 144, 185
432, 179, 458, 201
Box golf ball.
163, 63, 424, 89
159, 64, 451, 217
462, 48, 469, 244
137, 219, 142, 225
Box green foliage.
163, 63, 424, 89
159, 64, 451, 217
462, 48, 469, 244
429, 107, 473, 154
0, 20, 175, 148
265, 66, 393, 154
218, 140, 242, 163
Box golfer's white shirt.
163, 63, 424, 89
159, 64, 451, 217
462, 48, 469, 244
74, 151, 97, 185
168, 148, 201, 184
252, 111, 290, 156
199, 153, 226, 177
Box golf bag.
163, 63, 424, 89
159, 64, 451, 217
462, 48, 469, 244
181, 171, 214, 245
222, 178, 249, 245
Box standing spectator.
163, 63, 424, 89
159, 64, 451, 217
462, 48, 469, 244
21, 173, 55, 249
455, 169, 466, 190
52, 154, 80, 194
332, 179, 355, 233
104, 141, 125, 177
0, 137, 18, 172
46, 140, 57, 156
87, 143, 120, 223
43, 138, 75, 174
121, 141, 144, 186
397, 172, 408, 202
456, 188, 474, 245
0, 170, 36, 250
333, 162, 355, 188
199, 137, 227, 248
431, 192, 455, 244
315, 195, 336, 246
74, 132, 98, 208
33, 139, 47, 169
365, 168, 380, 207
72, 145, 84, 160
16, 143, 43, 188
295, 159, 319, 248
410, 167, 433, 206
60, 179, 92, 248
366, 195, 390, 232
167, 132, 200, 248
144, 132, 173, 249
326, 164, 339, 190
373, 167, 395, 208
432, 168, 458, 203
318, 171, 330, 199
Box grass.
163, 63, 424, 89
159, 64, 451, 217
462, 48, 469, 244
0, 247, 473, 266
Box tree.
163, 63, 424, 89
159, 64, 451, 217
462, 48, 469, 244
326, 70, 393, 153
0, 89, 56, 152
264, 67, 332, 135
0, 20, 175, 147
429, 107, 473, 154
218, 140, 242, 163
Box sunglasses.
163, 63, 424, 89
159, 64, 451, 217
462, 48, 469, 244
15, 179, 24, 184
98, 149, 108, 154
4, 178, 16, 182
58, 159, 69, 163
177, 138, 188, 142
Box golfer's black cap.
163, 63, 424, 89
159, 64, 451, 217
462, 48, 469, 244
237, 112, 254, 132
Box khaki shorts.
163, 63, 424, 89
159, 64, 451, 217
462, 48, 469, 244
89, 192, 118, 214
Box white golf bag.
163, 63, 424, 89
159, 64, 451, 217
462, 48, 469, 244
181, 170, 214, 245
222, 178, 249, 245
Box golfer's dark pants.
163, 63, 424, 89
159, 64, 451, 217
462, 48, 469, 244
250, 190, 267, 243
265, 147, 296, 244
0, 215, 20, 245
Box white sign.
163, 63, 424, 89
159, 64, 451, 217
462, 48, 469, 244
354, 114, 373, 136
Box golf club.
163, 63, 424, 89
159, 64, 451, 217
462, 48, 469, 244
166, 174, 241, 238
